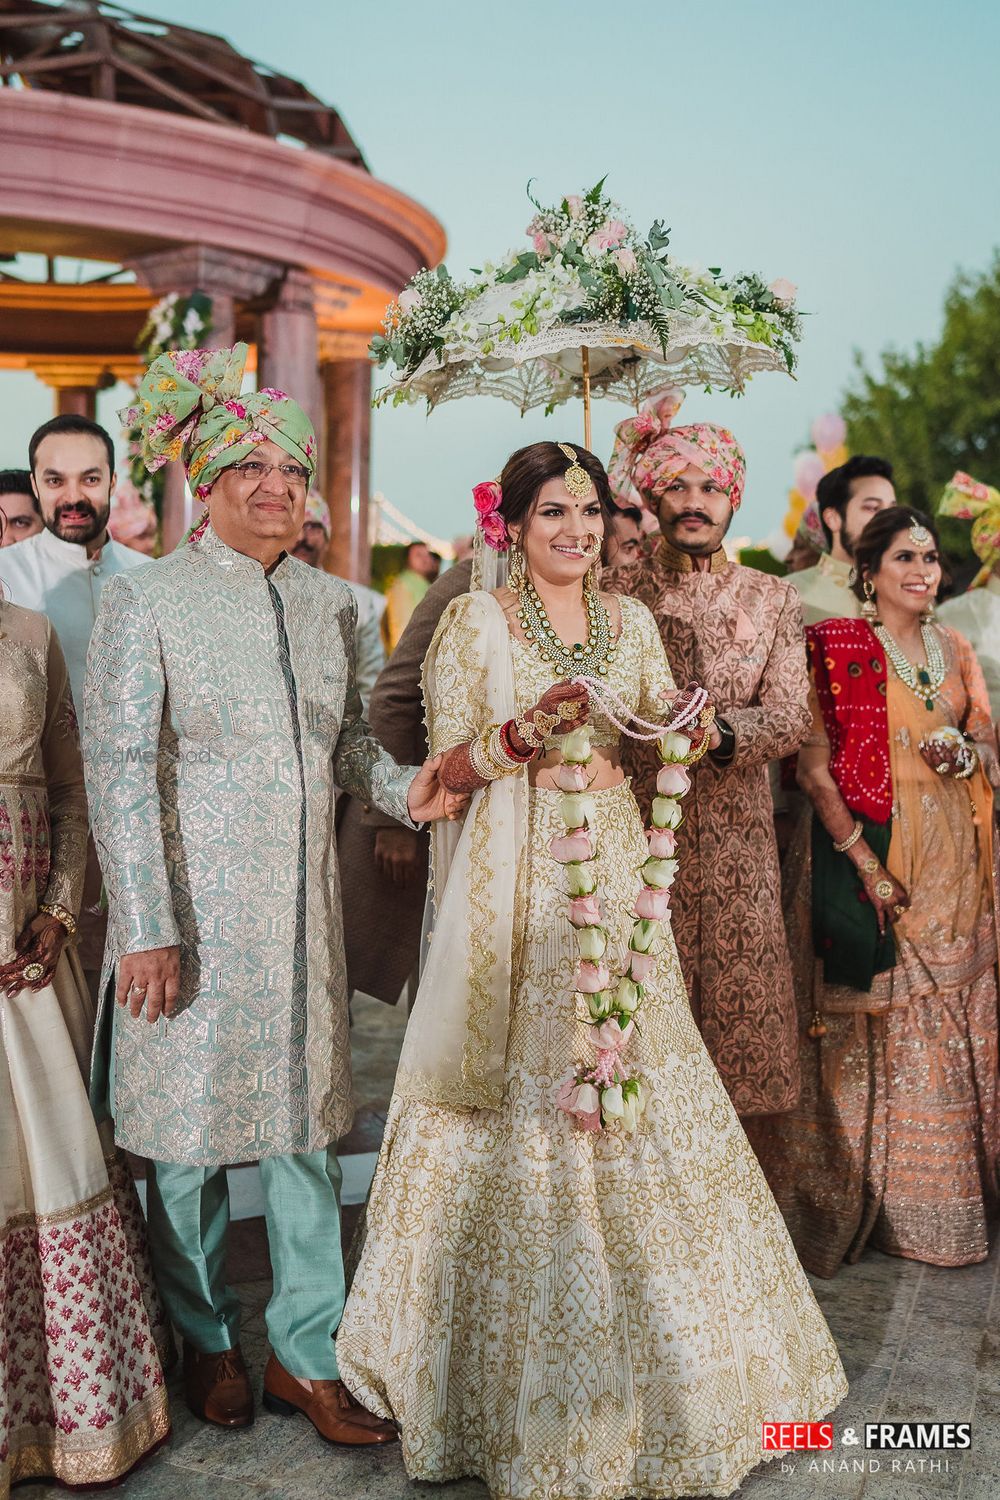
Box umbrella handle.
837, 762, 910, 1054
581, 345, 591, 450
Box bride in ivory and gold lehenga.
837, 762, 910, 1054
338, 442, 846, 1500
0, 587, 170, 1495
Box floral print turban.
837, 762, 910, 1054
304, 489, 331, 538
122, 342, 317, 502
938, 470, 1000, 588
608, 386, 747, 512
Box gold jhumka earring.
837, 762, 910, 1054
861, 578, 879, 622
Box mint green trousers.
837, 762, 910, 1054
146, 1148, 344, 1379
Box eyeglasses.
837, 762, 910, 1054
226, 460, 311, 489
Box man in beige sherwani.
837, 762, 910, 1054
605, 403, 811, 1118
83, 344, 458, 1447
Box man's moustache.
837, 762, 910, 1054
679, 511, 712, 525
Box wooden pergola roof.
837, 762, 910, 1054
0, 0, 365, 163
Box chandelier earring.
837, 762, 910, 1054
861, 577, 879, 623
584, 532, 602, 592
921, 583, 937, 624
508, 541, 525, 590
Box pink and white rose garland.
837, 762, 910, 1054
553, 724, 695, 1134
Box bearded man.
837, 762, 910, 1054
788, 456, 896, 625
604, 397, 811, 1117
0, 416, 146, 987
83, 344, 460, 1446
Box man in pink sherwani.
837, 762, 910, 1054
604, 397, 811, 1118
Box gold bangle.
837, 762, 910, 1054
833, 821, 863, 853
39, 901, 77, 936
469, 729, 502, 781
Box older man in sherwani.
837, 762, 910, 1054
83, 345, 457, 1448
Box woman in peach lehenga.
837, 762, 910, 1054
338, 442, 846, 1500
749, 506, 1000, 1276
0, 581, 170, 1495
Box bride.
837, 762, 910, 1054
338, 440, 846, 1500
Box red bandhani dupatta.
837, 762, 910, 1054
807, 618, 892, 822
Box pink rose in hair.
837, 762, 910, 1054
549, 829, 595, 863
634, 886, 671, 921
574, 960, 612, 994
481, 512, 509, 551
592, 1017, 634, 1051
629, 951, 657, 983
647, 827, 677, 858
473, 480, 502, 516
568, 894, 603, 928
657, 765, 691, 796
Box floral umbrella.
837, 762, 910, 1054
371, 179, 802, 447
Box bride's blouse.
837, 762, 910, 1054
427, 589, 675, 755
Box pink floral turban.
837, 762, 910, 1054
608, 386, 747, 512
304, 489, 331, 538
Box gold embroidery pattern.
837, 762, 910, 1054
340, 783, 847, 1499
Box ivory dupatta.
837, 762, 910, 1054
395, 591, 527, 1110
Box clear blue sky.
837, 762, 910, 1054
3, 0, 999, 549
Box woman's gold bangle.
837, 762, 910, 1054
833, 820, 863, 854
39, 901, 77, 936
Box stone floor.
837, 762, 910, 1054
30, 996, 1000, 1500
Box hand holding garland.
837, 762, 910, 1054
439, 681, 590, 793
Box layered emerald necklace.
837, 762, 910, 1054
516, 578, 617, 678
873, 623, 945, 711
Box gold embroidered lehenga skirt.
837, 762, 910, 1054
0, 945, 171, 1494
338, 783, 846, 1500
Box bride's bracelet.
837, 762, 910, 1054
39, 901, 77, 936
469, 723, 531, 781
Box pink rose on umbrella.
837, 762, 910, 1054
397, 288, 423, 313
629, 951, 657, 983
657, 764, 691, 796
568, 894, 603, 928
613, 247, 638, 275
565, 194, 584, 219
592, 1017, 634, 1051
634, 886, 671, 920
532, 232, 551, 256
588, 219, 628, 253
550, 829, 595, 863
574, 960, 611, 993
557, 1077, 602, 1131
768, 277, 797, 306
647, 827, 677, 858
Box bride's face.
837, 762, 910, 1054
512, 476, 605, 588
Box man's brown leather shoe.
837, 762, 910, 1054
262, 1353, 397, 1445
183, 1342, 254, 1428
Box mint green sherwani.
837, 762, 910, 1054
82, 524, 417, 1373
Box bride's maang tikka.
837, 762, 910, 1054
558, 443, 595, 500
909, 521, 933, 547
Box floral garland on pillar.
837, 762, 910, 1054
554, 709, 703, 1134
124, 291, 213, 517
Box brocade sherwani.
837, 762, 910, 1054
606, 540, 811, 1115
83, 525, 416, 1167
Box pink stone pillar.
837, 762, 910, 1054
322, 360, 371, 585
259, 269, 321, 431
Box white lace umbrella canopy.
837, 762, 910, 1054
371, 180, 803, 430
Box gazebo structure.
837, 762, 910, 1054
0, 0, 445, 577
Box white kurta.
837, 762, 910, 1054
939, 576, 1000, 720
0, 527, 145, 711
787, 552, 858, 627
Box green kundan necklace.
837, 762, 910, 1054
873, 622, 945, 710
516, 578, 617, 678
